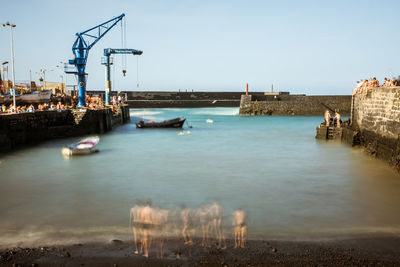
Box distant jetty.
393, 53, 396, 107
86, 91, 352, 112
239, 92, 352, 116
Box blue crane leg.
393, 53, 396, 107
77, 74, 86, 107
105, 55, 111, 105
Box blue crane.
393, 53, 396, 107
66, 14, 125, 107
102, 48, 142, 105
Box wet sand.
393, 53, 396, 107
1, 235, 400, 266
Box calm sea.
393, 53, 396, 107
0, 108, 399, 247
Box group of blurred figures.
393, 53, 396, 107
129, 202, 247, 258
324, 109, 341, 128
353, 77, 400, 96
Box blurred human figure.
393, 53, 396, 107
152, 208, 169, 259
197, 205, 211, 247
181, 207, 194, 245
129, 204, 143, 255
138, 202, 154, 258
334, 110, 342, 128
209, 202, 226, 249
324, 110, 331, 127
232, 209, 247, 248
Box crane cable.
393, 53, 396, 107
121, 18, 127, 76
137, 56, 139, 88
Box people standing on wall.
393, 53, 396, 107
334, 110, 342, 128
324, 110, 331, 126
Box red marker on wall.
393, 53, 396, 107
246, 83, 248, 96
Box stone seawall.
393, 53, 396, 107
239, 95, 352, 116
87, 91, 268, 108
0, 105, 130, 152
125, 91, 269, 108
350, 87, 400, 171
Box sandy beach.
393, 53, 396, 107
1, 235, 400, 266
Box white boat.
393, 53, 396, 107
61, 136, 100, 157
19, 90, 52, 103
206, 119, 214, 124
1, 90, 52, 104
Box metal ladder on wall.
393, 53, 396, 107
327, 126, 334, 139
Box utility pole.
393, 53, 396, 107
2, 22, 17, 111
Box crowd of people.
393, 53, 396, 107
353, 77, 399, 95
129, 202, 247, 259
0, 94, 125, 114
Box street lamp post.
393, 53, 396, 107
2, 22, 16, 112
40, 69, 54, 91
56, 62, 66, 93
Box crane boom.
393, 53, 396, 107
102, 48, 143, 105
67, 14, 125, 107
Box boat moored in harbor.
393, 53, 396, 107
61, 136, 100, 157
136, 117, 186, 128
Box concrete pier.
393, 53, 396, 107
0, 105, 130, 152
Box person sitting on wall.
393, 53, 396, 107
359, 79, 367, 94
324, 110, 331, 127
28, 104, 35, 112
372, 77, 379, 87
392, 78, 399, 86
353, 80, 362, 95
383, 78, 389, 87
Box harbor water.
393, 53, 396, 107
1, 108, 400, 248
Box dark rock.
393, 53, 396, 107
61, 251, 71, 258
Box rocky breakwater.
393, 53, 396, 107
239, 94, 351, 116
0, 105, 130, 152
347, 87, 400, 172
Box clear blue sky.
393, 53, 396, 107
1, 0, 400, 94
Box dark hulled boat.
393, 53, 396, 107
136, 117, 186, 128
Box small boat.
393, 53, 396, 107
206, 119, 214, 124
136, 117, 186, 128
61, 136, 100, 157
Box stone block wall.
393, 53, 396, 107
239, 95, 351, 116
0, 105, 130, 152
352, 87, 400, 140
351, 87, 400, 171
